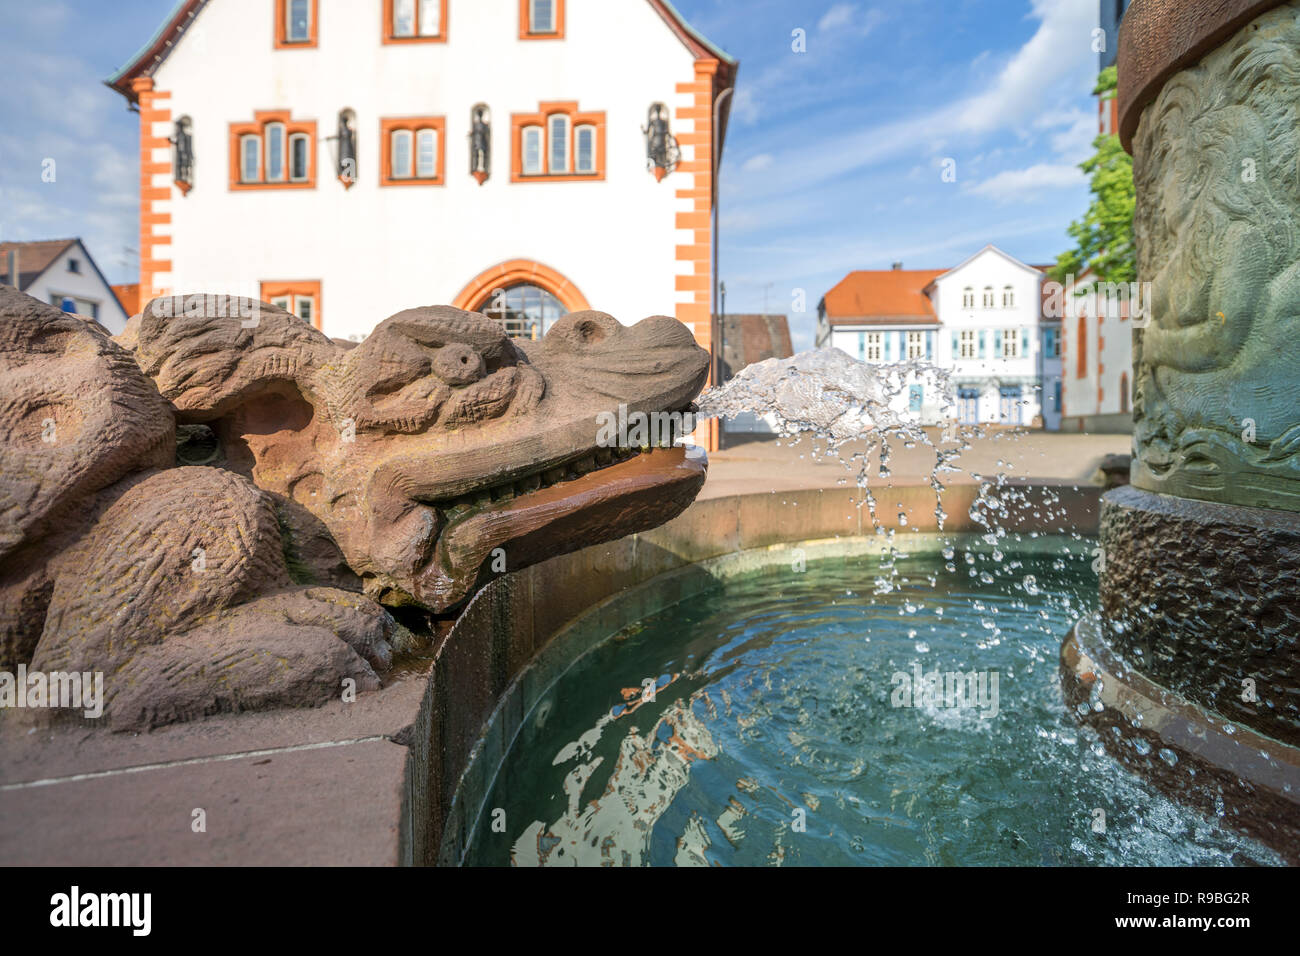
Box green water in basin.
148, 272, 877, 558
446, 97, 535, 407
464, 537, 1283, 866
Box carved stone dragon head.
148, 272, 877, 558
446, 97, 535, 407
131, 297, 710, 612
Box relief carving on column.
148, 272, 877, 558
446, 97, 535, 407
1129, 2, 1300, 511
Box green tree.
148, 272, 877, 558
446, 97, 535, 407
1048, 66, 1135, 286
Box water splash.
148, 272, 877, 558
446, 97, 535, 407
696, 348, 974, 531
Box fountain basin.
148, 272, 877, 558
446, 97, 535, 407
0, 483, 1100, 865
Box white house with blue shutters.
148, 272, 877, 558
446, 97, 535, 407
934, 245, 1045, 427
817, 245, 1048, 427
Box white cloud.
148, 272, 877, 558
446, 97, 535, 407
817, 3, 886, 36
967, 163, 1084, 201
741, 153, 775, 173
725, 0, 1098, 205
731, 87, 760, 125
818, 3, 856, 32
1043, 107, 1097, 160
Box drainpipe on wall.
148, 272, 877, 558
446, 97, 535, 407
5, 250, 18, 291
711, 85, 734, 450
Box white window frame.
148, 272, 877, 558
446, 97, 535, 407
522, 126, 543, 174
1002, 285, 1015, 308
959, 329, 977, 359
962, 287, 974, 309
982, 286, 994, 308
288, 132, 310, 181
272, 294, 316, 324
286, 0, 312, 42
240, 134, 262, 182
530, 0, 556, 33
1001, 327, 1021, 358
906, 330, 925, 360
391, 129, 414, 179
574, 124, 596, 174
393, 0, 416, 36
548, 114, 569, 173
864, 332, 883, 361
419, 0, 441, 35
415, 128, 438, 178
266, 122, 286, 181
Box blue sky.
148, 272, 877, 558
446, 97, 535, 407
0, 0, 1100, 349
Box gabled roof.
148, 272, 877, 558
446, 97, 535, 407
106, 0, 205, 103
0, 238, 79, 291
0, 238, 124, 312
819, 269, 945, 327
107, 0, 738, 118
927, 244, 1045, 286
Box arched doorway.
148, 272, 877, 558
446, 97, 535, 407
452, 258, 590, 340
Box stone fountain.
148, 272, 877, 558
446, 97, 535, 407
1061, 0, 1300, 859
0, 287, 708, 731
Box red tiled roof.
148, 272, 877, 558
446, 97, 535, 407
820, 269, 944, 326
112, 283, 141, 316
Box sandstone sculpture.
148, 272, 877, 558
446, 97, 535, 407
1129, 2, 1300, 511
1062, 0, 1300, 860
0, 286, 708, 730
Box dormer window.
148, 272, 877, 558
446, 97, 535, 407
230, 111, 317, 189
521, 0, 564, 38
386, 0, 446, 42
381, 117, 445, 185
512, 102, 604, 181
276, 0, 318, 48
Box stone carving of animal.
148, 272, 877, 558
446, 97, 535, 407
0, 286, 708, 730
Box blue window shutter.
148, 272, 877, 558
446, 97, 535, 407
898, 331, 906, 359
1022, 328, 1029, 355
885, 333, 891, 361
951, 331, 959, 356
994, 329, 1002, 356
858, 332, 865, 358
926, 331, 933, 359
979, 330, 986, 358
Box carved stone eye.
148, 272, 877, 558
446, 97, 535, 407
548, 312, 617, 347
574, 319, 605, 343
433, 343, 485, 385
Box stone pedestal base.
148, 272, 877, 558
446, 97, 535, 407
1098, 485, 1300, 747
1062, 619, 1300, 862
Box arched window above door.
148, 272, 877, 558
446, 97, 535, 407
478, 283, 567, 340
